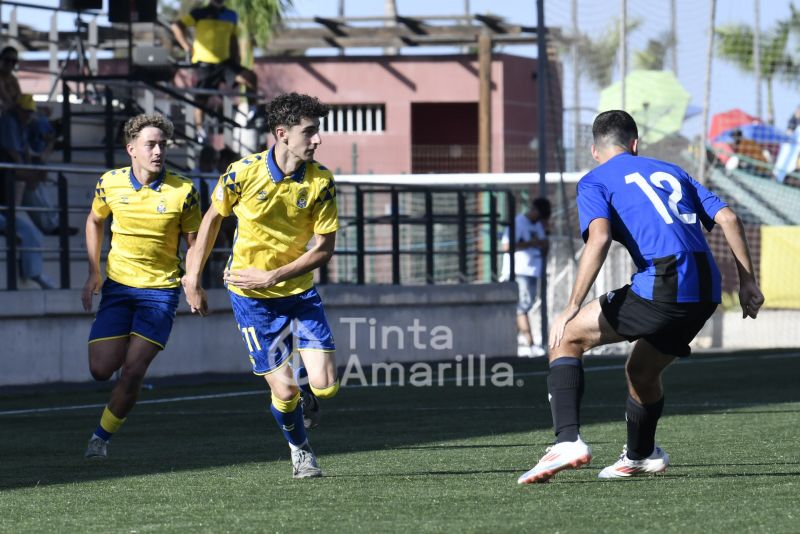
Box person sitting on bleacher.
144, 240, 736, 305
0, 46, 21, 115
170, 0, 258, 143
0, 94, 55, 289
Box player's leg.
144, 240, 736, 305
293, 288, 338, 429
229, 292, 321, 478
85, 281, 134, 458
85, 285, 179, 458
518, 298, 625, 484
597, 339, 673, 479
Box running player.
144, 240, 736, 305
82, 113, 201, 458
182, 92, 339, 479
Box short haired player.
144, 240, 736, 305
82, 113, 201, 458
517, 110, 764, 484
182, 93, 339, 479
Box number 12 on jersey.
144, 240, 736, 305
625, 171, 697, 225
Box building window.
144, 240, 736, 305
321, 104, 386, 134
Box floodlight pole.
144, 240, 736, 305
536, 0, 549, 353
536, 0, 547, 197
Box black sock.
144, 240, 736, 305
547, 358, 584, 443
625, 396, 664, 460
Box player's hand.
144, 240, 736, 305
223, 268, 277, 289
81, 273, 102, 312
739, 279, 764, 319
549, 304, 581, 349
181, 275, 209, 316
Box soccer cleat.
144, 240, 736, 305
517, 437, 592, 484
291, 445, 322, 479
84, 435, 108, 459
598, 445, 669, 479
301, 393, 321, 430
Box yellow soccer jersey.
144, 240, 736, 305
92, 167, 201, 288
212, 148, 339, 299
181, 6, 238, 64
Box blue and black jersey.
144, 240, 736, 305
577, 152, 727, 303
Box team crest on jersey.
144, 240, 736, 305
157, 198, 167, 214
120, 195, 128, 204
296, 188, 308, 208
257, 190, 267, 201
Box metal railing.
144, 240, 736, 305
1, 161, 523, 290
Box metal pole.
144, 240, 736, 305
355, 186, 365, 284
489, 192, 498, 281
696, 0, 717, 184
536, 0, 548, 196
620, 0, 627, 110
57, 172, 70, 288
457, 191, 467, 283
753, 0, 762, 120
391, 188, 400, 284
670, 0, 678, 75
425, 191, 434, 284
571, 0, 580, 171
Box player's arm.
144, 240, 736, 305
82, 210, 106, 312
225, 231, 336, 290
713, 207, 764, 318
549, 217, 612, 348
170, 20, 192, 56
181, 204, 225, 316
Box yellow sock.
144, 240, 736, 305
310, 379, 340, 399
100, 406, 126, 434
271, 392, 301, 413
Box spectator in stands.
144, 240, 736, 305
0, 94, 55, 289
23, 102, 68, 235
0, 46, 21, 114
170, 0, 258, 143
500, 197, 552, 357
786, 105, 800, 135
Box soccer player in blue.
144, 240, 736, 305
82, 113, 202, 459
182, 93, 339, 479
517, 110, 764, 484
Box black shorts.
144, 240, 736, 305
600, 284, 717, 357
196, 60, 245, 90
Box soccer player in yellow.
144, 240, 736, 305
182, 93, 339, 479
82, 113, 201, 459
170, 0, 259, 142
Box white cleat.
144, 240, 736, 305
598, 445, 669, 479
84, 435, 108, 459
291, 445, 322, 479
517, 437, 592, 484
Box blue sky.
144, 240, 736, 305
4, 0, 798, 141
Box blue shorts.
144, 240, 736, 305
516, 275, 538, 314
229, 287, 335, 375
88, 279, 180, 349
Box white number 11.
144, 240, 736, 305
625, 171, 697, 225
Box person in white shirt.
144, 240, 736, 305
501, 198, 551, 357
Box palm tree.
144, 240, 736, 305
633, 31, 676, 71
716, 19, 794, 123
569, 18, 641, 89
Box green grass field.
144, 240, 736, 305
1, 351, 798, 533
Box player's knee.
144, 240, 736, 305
625, 360, 659, 388
310, 379, 339, 399
89, 364, 114, 382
